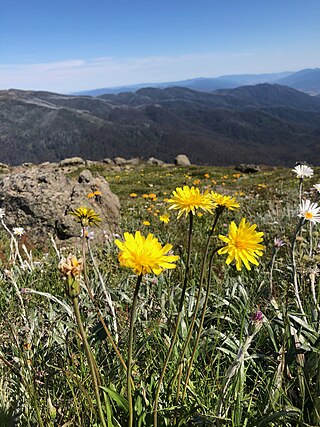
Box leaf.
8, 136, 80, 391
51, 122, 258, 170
255, 406, 302, 426
101, 387, 129, 412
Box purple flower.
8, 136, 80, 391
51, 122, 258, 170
252, 310, 263, 322
274, 237, 285, 248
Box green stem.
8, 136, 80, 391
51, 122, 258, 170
290, 218, 307, 321
72, 296, 107, 427
31, 385, 44, 427
81, 229, 128, 377
299, 177, 303, 203
127, 274, 143, 427
174, 209, 223, 403
269, 248, 279, 298
153, 212, 194, 427
181, 246, 221, 401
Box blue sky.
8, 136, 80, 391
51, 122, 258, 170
1, 0, 320, 93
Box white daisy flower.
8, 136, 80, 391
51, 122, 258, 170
292, 164, 314, 179
13, 227, 25, 236
0, 208, 5, 219
298, 199, 320, 224
313, 184, 320, 193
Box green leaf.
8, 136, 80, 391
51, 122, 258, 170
101, 387, 129, 413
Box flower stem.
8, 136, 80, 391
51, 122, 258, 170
127, 274, 142, 427
290, 218, 307, 321
153, 212, 193, 427
72, 296, 107, 427
299, 177, 303, 203
182, 246, 222, 401
174, 210, 222, 403
269, 248, 279, 298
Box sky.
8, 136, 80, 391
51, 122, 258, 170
1, 0, 320, 93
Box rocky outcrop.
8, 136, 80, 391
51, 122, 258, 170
59, 157, 86, 167
147, 157, 165, 166
0, 165, 120, 243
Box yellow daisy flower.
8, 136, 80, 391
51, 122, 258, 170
69, 206, 101, 227
159, 214, 170, 223
142, 220, 151, 226
115, 231, 179, 276
130, 193, 138, 198
218, 218, 265, 271
210, 192, 240, 211
167, 186, 214, 218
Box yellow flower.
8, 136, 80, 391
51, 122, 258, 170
167, 186, 214, 218
87, 192, 95, 198
69, 206, 102, 227
115, 231, 179, 275
204, 173, 210, 178
149, 193, 157, 199
142, 220, 150, 226
142, 193, 149, 198
193, 179, 201, 185
130, 193, 138, 198
159, 214, 170, 223
218, 218, 265, 271
210, 192, 240, 211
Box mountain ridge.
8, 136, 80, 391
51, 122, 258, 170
0, 84, 319, 166
73, 68, 320, 96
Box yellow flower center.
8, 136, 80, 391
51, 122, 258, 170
305, 211, 314, 219
234, 239, 247, 249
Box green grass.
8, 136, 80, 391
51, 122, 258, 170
0, 164, 319, 426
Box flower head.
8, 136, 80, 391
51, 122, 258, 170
0, 208, 5, 219
167, 186, 214, 218
13, 227, 24, 236
58, 254, 83, 279
115, 231, 179, 276
313, 184, 320, 193
252, 310, 264, 322
68, 206, 101, 227
218, 218, 265, 271
298, 199, 320, 224
274, 237, 285, 248
159, 214, 170, 224
58, 254, 83, 298
292, 164, 314, 179
210, 192, 240, 211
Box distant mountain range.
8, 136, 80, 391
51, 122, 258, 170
74, 68, 320, 96
0, 83, 320, 166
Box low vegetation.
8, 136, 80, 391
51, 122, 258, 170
0, 164, 319, 427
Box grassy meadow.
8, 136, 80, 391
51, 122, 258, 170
0, 163, 320, 427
